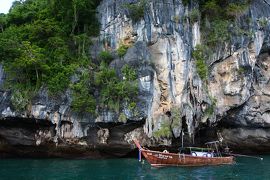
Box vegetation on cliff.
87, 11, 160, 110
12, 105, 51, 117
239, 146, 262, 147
0, 0, 138, 115
153, 120, 172, 138
186, 0, 252, 81
124, 0, 147, 22
192, 45, 208, 80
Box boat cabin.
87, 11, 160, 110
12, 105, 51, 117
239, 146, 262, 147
179, 141, 222, 157
179, 147, 214, 157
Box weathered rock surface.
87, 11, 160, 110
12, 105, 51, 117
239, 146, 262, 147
0, 0, 270, 157
96, 0, 270, 151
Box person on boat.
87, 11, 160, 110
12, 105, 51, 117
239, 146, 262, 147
163, 149, 169, 153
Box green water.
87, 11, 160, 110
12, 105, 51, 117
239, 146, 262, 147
0, 156, 269, 180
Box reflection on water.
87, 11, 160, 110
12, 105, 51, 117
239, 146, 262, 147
0, 156, 269, 180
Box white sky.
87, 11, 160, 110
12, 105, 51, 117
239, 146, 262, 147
0, 0, 14, 14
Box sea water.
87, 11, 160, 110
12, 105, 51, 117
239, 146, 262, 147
0, 156, 269, 179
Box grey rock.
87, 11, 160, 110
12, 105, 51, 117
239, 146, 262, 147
0, 0, 270, 154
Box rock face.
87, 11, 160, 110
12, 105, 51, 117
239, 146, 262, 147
0, 0, 270, 156
96, 0, 270, 151
97, 0, 201, 138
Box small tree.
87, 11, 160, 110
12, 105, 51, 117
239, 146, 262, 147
153, 120, 172, 138
226, 3, 248, 18
98, 51, 113, 64
125, 0, 147, 22
117, 44, 129, 59
192, 45, 208, 81
188, 9, 200, 24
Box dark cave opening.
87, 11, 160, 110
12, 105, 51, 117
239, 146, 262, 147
0, 117, 55, 130
182, 116, 188, 133
165, 111, 171, 117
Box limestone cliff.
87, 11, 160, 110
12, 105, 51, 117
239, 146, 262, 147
0, 0, 270, 156
95, 0, 270, 152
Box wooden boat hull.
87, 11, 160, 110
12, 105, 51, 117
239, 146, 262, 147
134, 140, 234, 167
141, 149, 234, 167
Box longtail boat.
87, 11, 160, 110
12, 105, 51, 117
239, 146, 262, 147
133, 139, 234, 167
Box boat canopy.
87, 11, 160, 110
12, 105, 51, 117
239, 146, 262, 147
180, 147, 213, 152
205, 141, 220, 145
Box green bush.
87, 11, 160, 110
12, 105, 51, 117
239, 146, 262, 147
204, 97, 217, 116
95, 64, 138, 112
204, 104, 214, 116
47, 71, 70, 95
199, 0, 251, 20
125, 0, 147, 22
117, 44, 129, 58
258, 18, 268, 29
98, 51, 113, 64
95, 64, 117, 86
182, 0, 189, 6
11, 89, 31, 112
171, 106, 181, 128
196, 59, 208, 81
188, 9, 200, 24
128, 102, 136, 111
238, 66, 249, 75
118, 113, 127, 123
204, 20, 230, 47
107, 99, 120, 113
192, 45, 208, 81
71, 71, 96, 114
202, 0, 221, 19
173, 15, 180, 23
226, 3, 248, 18
72, 92, 96, 114
121, 64, 137, 81
153, 121, 172, 138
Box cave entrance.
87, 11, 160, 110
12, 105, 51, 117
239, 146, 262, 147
165, 111, 171, 117
182, 116, 188, 133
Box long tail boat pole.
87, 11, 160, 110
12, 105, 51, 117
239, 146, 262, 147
181, 130, 184, 148
134, 139, 142, 162
139, 148, 142, 162
221, 140, 263, 160
224, 153, 263, 160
